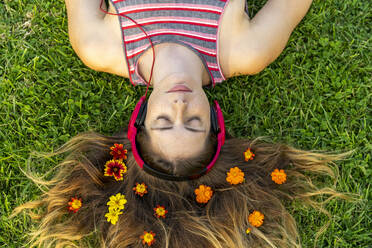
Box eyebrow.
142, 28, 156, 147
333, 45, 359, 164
150, 126, 206, 133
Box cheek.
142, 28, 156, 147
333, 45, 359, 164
192, 93, 210, 112
145, 96, 174, 126
147, 93, 168, 113
146, 94, 161, 126
189, 98, 210, 126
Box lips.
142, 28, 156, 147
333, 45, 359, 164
166, 84, 192, 93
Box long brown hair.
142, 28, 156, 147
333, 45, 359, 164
13, 129, 349, 248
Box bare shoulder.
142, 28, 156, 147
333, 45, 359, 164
218, 0, 267, 77
219, 0, 313, 78
66, 0, 129, 78
83, 15, 129, 78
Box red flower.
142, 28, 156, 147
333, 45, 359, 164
154, 205, 168, 218
104, 160, 127, 181
110, 143, 128, 160
68, 197, 82, 213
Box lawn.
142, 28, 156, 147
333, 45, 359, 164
0, 0, 371, 247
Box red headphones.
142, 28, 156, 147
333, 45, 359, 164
127, 96, 225, 181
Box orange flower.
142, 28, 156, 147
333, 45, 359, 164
104, 159, 127, 181
110, 143, 128, 160
154, 205, 168, 218
133, 182, 148, 197
244, 148, 255, 161
226, 167, 245, 185
140, 231, 156, 246
248, 210, 264, 227
271, 169, 287, 184
68, 197, 82, 213
194, 185, 213, 204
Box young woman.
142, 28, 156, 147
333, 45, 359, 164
15, 0, 348, 247
65, 0, 313, 162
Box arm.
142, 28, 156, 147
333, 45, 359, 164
228, 0, 313, 76
65, 0, 129, 77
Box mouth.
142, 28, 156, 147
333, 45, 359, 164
166, 84, 192, 93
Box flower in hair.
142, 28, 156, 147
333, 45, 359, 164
195, 185, 213, 204
107, 193, 127, 212
154, 205, 168, 218
105, 193, 126, 225
68, 197, 82, 213
104, 159, 127, 181
248, 210, 264, 227
244, 148, 255, 161
105, 208, 123, 225
271, 169, 287, 184
140, 231, 156, 246
246, 228, 251, 234
110, 143, 128, 160
226, 167, 245, 185
133, 182, 148, 197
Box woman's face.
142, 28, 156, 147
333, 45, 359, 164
144, 80, 211, 161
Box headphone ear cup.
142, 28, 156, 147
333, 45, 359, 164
135, 101, 148, 127
210, 105, 219, 134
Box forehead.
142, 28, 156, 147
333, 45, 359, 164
147, 128, 208, 160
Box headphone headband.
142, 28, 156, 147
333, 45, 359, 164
127, 97, 225, 181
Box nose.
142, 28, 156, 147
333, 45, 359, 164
173, 98, 187, 104
173, 99, 187, 124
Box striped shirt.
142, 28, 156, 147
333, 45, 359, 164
110, 0, 235, 86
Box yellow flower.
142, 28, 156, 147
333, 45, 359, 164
271, 169, 287, 184
105, 208, 122, 225
194, 185, 213, 204
226, 167, 245, 185
244, 148, 255, 161
248, 210, 264, 227
154, 205, 168, 218
68, 197, 82, 213
246, 228, 251, 234
107, 193, 127, 211
140, 231, 156, 246
133, 182, 148, 197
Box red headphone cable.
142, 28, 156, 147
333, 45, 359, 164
99, 0, 155, 97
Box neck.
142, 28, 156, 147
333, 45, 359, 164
137, 43, 210, 88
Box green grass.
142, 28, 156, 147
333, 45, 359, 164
1, 0, 371, 247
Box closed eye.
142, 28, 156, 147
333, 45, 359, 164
151, 115, 205, 132
157, 115, 171, 122
151, 126, 205, 132
187, 116, 201, 123
157, 116, 201, 124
